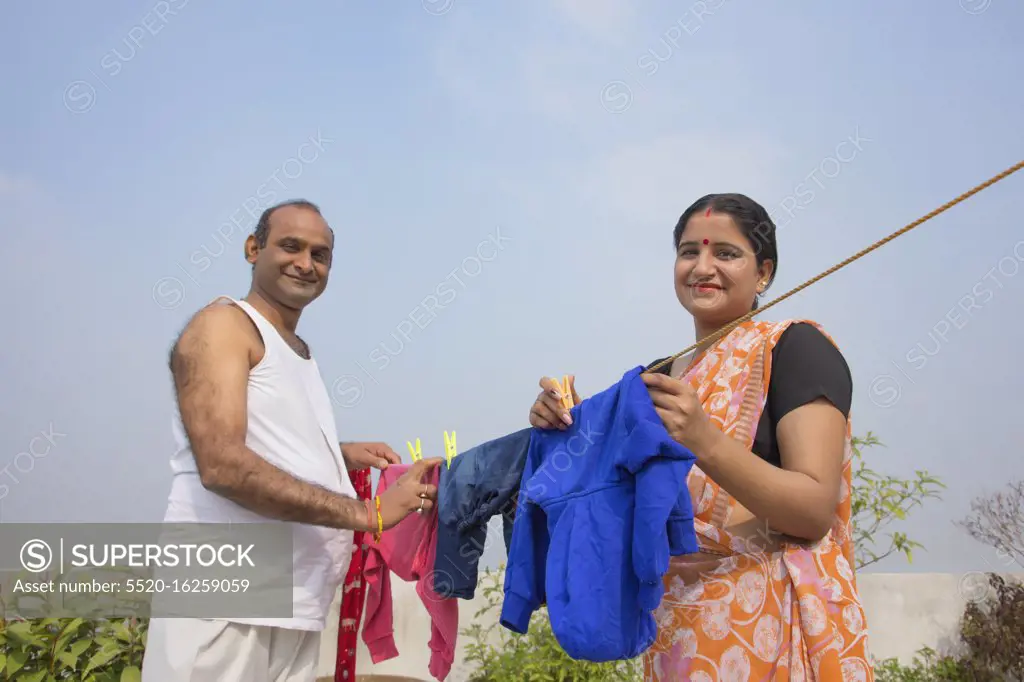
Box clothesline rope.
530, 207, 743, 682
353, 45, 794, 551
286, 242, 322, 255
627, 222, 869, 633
644, 158, 1024, 375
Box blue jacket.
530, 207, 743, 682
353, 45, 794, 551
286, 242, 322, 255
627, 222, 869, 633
433, 428, 532, 600
499, 366, 699, 662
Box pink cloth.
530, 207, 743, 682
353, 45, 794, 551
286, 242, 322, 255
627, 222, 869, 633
361, 464, 458, 681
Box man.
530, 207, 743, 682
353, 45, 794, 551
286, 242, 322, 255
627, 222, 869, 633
142, 199, 441, 682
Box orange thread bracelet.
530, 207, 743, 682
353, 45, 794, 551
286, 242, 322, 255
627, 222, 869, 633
374, 496, 383, 542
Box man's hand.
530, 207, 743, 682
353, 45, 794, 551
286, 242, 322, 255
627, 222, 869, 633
376, 457, 441, 530
341, 442, 402, 471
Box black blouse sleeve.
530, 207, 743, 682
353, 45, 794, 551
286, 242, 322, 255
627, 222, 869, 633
646, 323, 851, 466
645, 323, 852, 417
767, 323, 853, 421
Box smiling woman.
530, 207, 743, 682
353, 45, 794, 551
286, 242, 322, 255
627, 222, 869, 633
672, 193, 779, 325
529, 192, 873, 681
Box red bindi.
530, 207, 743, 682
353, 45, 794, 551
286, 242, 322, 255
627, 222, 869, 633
702, 239, 709, 245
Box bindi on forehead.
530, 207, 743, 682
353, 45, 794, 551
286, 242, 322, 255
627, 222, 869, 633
703, 239, 709, 245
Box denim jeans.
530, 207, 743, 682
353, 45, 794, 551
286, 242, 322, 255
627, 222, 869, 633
432, 428, 532, 599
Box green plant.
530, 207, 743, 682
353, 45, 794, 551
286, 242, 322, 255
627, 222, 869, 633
873, 647, 971, 681
0, 616, 147, 681
460, 565, 642, 681
850, 432, 945, 569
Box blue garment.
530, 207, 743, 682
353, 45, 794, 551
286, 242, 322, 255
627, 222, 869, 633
433, 428, 532, 600
499, 366, 699, 662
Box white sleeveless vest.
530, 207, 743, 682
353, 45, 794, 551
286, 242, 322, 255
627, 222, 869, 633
162, 296, 356, 631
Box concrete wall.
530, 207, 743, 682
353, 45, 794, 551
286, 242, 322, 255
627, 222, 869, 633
316, 571, 1023, 681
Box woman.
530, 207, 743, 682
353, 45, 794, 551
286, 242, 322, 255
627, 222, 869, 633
528, 193, 873, 681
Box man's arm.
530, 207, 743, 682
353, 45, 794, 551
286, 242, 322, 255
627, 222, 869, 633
170, 303, 371, 531
339, 441, 402, 471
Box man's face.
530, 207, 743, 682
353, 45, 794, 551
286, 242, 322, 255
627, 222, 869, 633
246, 205, 334, 311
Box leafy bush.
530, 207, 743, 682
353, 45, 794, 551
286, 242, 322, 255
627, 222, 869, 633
957, 573, 1024, 679
873, 647, 972, 682
460, 565, 642, 681
874, 573, 1024, 681
0, 616, 147, 681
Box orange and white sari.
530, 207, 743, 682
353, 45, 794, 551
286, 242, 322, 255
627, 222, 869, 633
642, 319, 873, 681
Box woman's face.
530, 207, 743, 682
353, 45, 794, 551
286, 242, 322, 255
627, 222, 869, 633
674, 211, 774, 328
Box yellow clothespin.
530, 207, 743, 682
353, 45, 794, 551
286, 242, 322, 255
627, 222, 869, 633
407, 438, 423, 463
443, 430, 457, 469
556, 375, 574, 411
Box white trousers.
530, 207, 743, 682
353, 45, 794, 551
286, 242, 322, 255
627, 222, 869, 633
141, 618, 321, 682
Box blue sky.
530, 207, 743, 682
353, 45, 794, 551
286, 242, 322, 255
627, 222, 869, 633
1, 0, 1023, 577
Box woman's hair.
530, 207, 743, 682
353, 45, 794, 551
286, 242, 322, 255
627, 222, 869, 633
672, 193, 778, 309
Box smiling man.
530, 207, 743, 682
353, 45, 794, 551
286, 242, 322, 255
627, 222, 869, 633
142, 199, 440, 682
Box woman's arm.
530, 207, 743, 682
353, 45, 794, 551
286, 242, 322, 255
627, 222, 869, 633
646, 323, 852, 542
693, 398, 846, 542
693, 323, 851, 541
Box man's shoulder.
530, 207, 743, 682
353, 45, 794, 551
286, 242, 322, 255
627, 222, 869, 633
188, 296, 253, 331
169, 301, 262, 380
174, 299, 259, 353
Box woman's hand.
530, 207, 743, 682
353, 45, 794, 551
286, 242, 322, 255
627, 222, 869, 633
376, 457, 441, 530
641, 372, 719, 455
529, 375, 581, 430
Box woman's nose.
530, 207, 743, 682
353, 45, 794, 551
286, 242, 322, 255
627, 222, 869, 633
692, 249, 715, 275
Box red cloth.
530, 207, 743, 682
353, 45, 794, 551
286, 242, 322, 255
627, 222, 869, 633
335, 467, 372, 682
